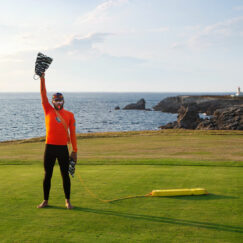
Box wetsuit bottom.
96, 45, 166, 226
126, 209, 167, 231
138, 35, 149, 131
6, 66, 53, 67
43, 144, 70, 200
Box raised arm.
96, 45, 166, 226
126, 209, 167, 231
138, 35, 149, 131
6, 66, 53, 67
40, 74, 48, 104
40, 73, 52, 113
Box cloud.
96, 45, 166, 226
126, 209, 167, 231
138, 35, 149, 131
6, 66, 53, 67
50, 32, 146, 65
0, 56, 24, 63
52, 32, 113, 58
75, 0, 129, 25
170, 42, 185, 49
0, 23, 68, 56
147, 27, 169, 33
201, 16, 243, 35
101, 54, 146, 66
172, 16, 243, 49
189, 16, 243, 48
233, 5, 243, 11
56, 33, 112, 49
0, 30, 145, 66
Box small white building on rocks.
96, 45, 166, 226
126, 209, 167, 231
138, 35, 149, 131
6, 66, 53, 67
232, 87, 243, 97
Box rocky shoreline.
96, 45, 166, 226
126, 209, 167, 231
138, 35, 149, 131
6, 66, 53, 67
116, 95, 243, 130
153, 95, 243, 115
156, 95, 243, 130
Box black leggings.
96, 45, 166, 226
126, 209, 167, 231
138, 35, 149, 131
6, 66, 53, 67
43, 144, 70, 200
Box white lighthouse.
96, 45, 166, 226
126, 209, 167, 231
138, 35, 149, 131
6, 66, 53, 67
236, 87, 243, 96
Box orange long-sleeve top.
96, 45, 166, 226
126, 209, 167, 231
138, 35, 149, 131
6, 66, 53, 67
40, 76, 77, 152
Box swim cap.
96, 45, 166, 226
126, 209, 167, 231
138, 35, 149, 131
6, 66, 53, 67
52, 93, 64, 110
52, 92, 64, 102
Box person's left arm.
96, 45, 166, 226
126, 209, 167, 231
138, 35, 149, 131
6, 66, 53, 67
69, 113, 78, 162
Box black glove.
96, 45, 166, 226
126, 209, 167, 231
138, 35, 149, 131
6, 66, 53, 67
35, 52, 53, 77
68, 152, 77, 178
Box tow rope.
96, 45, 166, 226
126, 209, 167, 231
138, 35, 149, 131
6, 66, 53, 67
76, 171, 151, 203
75, 170, 208, 203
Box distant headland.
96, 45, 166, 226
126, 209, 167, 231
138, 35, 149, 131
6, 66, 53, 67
154, 87, 243, 130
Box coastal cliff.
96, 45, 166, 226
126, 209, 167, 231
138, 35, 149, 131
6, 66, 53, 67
156, 95, 243, 130
153, 95, 243, 115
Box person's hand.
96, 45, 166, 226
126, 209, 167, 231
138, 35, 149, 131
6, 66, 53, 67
70, 151, 77, 163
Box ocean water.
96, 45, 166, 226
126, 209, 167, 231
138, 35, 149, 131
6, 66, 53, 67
0, 92, 229, 142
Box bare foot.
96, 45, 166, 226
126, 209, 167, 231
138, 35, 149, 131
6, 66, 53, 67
65, 200, 74, 209
37, 200, 48, 208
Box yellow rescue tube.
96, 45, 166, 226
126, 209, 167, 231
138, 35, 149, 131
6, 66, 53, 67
151, 188, 208, 197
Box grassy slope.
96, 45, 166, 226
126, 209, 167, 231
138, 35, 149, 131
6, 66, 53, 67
0, 130, 243, 243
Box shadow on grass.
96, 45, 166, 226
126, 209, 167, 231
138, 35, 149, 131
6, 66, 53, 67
71, 207, 243, 234
41, 197, 242, 233
95, 194, 238, 203
170, 194, 238, 200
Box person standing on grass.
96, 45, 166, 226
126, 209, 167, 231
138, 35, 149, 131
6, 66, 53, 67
37, 73, 77, 209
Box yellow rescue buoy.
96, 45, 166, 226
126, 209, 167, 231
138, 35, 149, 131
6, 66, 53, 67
151, 188, 208, 197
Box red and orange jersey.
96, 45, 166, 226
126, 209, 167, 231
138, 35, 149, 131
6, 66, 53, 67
40, 77, 77, 152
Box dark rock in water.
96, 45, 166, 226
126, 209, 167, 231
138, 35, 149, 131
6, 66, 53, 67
154, 95, 243, 115
123, 99, 146, 110
115, 106, 120, 110
197, 105, 243, 130
177, 105, 202, 129
160, 104, 202, 129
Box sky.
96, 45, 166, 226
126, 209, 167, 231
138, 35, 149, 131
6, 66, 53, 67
0, 0, 243, 92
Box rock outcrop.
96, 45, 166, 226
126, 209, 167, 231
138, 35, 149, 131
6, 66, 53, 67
160, 104, 243, 130
160, 105, 202, 129
177, 105, 202, 129
123, 99, 146, 110
197, 105, 243, 130
154, 95, 243, 115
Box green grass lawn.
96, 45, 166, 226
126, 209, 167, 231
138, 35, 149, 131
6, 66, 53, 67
0, 130, 243, 242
